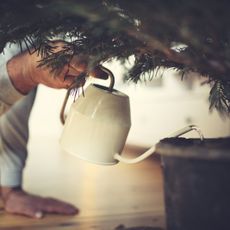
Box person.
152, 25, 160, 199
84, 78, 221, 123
0, 41, 107, 219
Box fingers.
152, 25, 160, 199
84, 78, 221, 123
61, 65, 108, 90
63, 75, 79, 88
68, 65, 108, 80
4, 192, 44, 219
69, 56, 108, 80
20, 207, 44, 219
90, 65, 109, 79
40, 197, 79, 215
6, 197, 78, 219
3, 189, 79, 219
19, 207, 44, 219
29, 45, 109, 90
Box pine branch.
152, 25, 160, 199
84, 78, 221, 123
209, 81, 230, 116
0, 0, 230, 115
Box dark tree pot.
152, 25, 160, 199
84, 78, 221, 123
155, 137, 230, 230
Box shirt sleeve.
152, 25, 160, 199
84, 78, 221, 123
0, 43, 26, 116
0, 43, 35, 187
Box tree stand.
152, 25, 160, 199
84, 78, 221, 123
155, 137, 230, 230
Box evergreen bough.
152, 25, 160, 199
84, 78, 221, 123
1, 0, 230, 115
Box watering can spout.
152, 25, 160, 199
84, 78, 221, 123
113, 125, 204, 164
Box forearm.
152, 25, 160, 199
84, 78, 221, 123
0, 124, 26, 187
7, 51, 37, 95
0, 87, 36, 188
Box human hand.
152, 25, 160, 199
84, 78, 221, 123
7, 41, 108, 94
1, 187, 78, 218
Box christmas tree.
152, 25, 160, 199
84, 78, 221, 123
1, 0, 230, 115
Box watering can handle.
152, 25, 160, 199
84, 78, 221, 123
60, 65, 115, 125
113, 125, 204, 164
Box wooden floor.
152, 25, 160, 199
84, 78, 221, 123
0, 134, 165, 230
